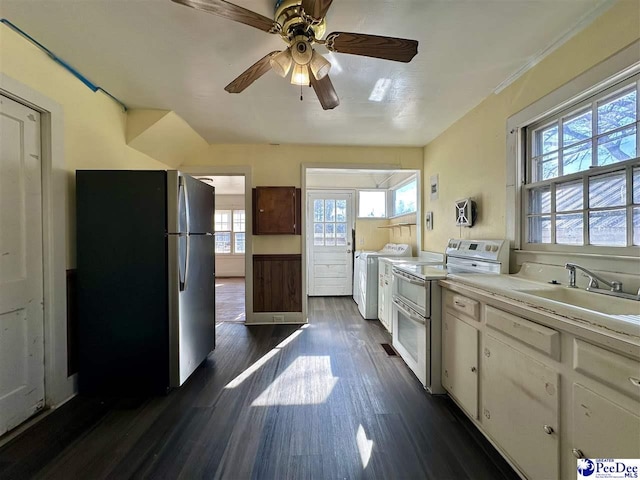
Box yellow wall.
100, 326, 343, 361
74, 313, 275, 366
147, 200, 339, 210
422, 0, 640, 251
185, 144, 423, 254
0, 25, 171, 265
388, 213, 418, 255
355, 219, 390, 251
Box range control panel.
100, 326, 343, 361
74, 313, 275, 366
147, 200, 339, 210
445, 239, 509, 263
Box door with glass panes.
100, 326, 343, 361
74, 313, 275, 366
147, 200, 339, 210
307, 192, 353, 296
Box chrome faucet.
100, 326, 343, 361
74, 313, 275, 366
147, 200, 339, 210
564, 263, 639, 301
565, 263, 623, 292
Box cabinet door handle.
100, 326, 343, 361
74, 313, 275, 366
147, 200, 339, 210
572, 449, 584, 459
630, 377, 640, 387
470, 366, 477, 373
543, 425, 554, 435
454, 301, 465, 307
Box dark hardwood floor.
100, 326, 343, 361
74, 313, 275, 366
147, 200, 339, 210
215, 277, 245, 323
0, 297, 518, 480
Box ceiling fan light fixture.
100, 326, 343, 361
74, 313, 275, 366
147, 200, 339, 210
270, 49, 293, 77
290, 63, 310, 86
309, 51, 331, 80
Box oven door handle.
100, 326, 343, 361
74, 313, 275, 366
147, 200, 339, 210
392, 298, 426, 326
392, 270, 425, 286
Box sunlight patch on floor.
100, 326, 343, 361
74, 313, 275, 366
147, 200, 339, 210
251, 356, 338, 406
224, 328, 303, 389
224, 349, 280, 389
356, 424, 373, 469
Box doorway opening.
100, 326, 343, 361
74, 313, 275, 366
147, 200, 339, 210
303, 167, 421, 321
197, 175, 247, 324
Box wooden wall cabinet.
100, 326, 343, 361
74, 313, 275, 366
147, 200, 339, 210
253, 187, 301, 235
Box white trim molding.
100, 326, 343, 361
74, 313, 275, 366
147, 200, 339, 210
505, 40, 640, 272
178, 165, 253, 322
0, 73, 74, 408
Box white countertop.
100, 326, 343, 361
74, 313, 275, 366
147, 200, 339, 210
442, 271, 640, 343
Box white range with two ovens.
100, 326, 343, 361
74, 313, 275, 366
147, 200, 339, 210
390, 239, 509, 394
377, 252, 444, 332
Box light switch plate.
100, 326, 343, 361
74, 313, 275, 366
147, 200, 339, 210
425, 211, 433, 230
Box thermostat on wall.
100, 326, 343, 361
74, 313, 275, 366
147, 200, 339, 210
455, 198, 477, 227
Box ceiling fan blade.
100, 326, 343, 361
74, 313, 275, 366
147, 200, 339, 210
300, 0, 334, 21
310, 68, 339, 110
325, 32, 418, 63
225, 51, 279, 93
171, 0, 280, 34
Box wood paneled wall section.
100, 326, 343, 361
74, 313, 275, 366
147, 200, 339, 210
253, 254, 302, 312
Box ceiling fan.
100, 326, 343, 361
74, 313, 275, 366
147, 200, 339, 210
171, 0, 419, 110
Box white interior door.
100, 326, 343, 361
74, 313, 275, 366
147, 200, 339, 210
0, 95, 45, 435
308, 192, 353, 296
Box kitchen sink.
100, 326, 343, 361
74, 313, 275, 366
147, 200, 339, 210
516, 287, 640, 316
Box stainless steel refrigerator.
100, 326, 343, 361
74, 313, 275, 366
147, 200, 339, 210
76, 170, 215, 395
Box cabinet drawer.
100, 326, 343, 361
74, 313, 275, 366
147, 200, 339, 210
573, 339, 640, 400
446, 292, 479, 321
486, 305, 560, 360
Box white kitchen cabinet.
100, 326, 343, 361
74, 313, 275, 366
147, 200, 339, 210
440, 281, 640, 480
572, 383, 640, 460
482, 333, 560, 480
443, 312, 478, 418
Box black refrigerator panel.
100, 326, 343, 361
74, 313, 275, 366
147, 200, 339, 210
77, 170, 170, 395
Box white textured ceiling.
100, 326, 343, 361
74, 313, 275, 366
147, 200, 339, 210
0, 0, 612, 146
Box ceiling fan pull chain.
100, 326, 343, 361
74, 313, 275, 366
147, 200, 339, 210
300, 83, 303, 101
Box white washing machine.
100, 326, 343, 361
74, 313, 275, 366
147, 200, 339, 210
353, 244, 412, 319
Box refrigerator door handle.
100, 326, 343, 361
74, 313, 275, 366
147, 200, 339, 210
178, 175, 191, 234
180, 235, 190, 292
178, 175, 191, 291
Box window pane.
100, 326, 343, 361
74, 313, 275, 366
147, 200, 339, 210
314, 199, 324, 222
336, 200, 347, 222
589, 209, 626, 246
562, 141, 592, 176
215, 210, 231, 231
528, 216, 551, 243
215, 232, 231, 253
556, 181, 583, 212
233, 210, 245, 232
556, 214, 583, 245
589, 171, 626, 208
598, 89, 636, 134
634, 207, 640, 246
234, 233, 245, 253
634, 168, 640, 204
325, 200, 335, 222
336, 223, 347, 246
532, 153, 558, 181
314, 223, 324, 246
597, 125, 636, 166
325, 223, 335, 246
393, 179, 417, 215
563, 110, 592, 147
534, 124, 558, 156
358, 191, 386, 217
528, 186, 551, 214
